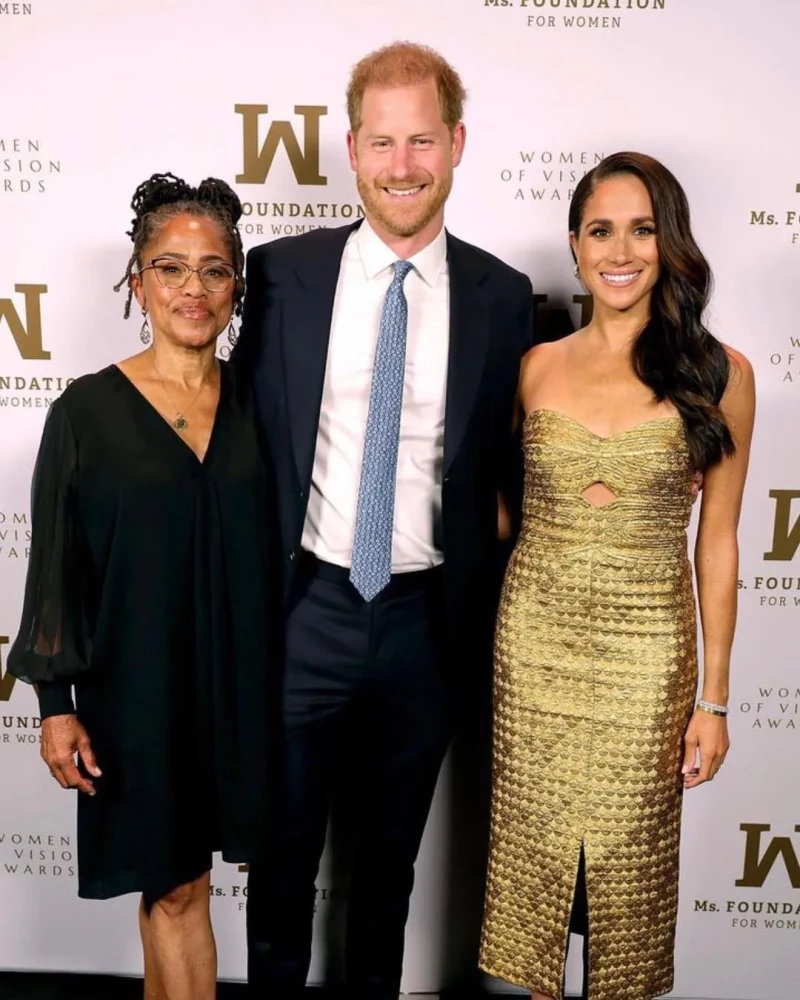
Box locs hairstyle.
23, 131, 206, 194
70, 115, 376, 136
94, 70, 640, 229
114, 172, 245, 319
569, 152, 734, 471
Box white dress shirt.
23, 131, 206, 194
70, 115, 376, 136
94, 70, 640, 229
301, 219, 450, 572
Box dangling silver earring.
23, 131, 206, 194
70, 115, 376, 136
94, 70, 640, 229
227, 319, 238, 347
140, 310, 152, 345
573, 263, 580, 280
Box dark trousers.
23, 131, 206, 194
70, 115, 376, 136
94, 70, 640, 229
247, 555, 453, 1000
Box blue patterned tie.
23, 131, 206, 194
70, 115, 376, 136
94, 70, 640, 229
349, 260, 414, 601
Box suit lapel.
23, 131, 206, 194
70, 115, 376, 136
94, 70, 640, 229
444, 233, 491, 475
281, 223, 358, 486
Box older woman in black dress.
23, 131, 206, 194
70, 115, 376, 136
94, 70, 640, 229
8, 173, 275, 999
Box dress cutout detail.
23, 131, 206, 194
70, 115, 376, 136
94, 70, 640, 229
480, 408, 697, 1000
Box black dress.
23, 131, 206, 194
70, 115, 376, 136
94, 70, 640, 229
9, 362, 276, 901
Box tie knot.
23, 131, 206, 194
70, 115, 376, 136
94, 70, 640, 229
393, 259, 414, 282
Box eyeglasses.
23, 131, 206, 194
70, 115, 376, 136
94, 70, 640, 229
141, 258, 237, 293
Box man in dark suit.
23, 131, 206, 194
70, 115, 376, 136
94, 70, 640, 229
236, 41, 533, 1000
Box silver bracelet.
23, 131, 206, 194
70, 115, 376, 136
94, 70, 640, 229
697, 699, 729, 717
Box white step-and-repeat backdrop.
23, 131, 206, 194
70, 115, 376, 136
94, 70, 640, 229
1, 1, 798, 996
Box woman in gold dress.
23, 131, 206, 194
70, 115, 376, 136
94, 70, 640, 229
479, 152, 756, 1000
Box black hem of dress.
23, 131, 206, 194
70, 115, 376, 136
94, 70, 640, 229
77, 845, 254, 901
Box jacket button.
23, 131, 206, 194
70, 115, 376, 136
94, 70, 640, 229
289, 551, 296, 562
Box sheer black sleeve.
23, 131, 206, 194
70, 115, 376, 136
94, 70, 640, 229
8, 399, 94, 689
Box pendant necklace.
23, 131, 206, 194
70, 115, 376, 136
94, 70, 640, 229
150, 351, 217, 432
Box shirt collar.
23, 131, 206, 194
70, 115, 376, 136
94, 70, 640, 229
354, 217, 448, 287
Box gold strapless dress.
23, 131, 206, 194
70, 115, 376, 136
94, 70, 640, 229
480, 409, 698, 1000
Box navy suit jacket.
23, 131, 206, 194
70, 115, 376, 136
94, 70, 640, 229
234, 221, 533, 682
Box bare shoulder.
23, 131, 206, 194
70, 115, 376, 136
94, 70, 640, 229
722, 345, 756, 405
521, 336, 567, 374
724, 345, 754, 383
521, 333, 576, 384
718, 345, 756, 448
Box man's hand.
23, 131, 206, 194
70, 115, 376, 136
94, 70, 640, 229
691, 471, 704, 504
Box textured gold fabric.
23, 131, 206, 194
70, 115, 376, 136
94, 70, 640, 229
480, 409, 698, 1000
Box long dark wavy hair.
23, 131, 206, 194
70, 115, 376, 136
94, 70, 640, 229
568, 152, 734, 471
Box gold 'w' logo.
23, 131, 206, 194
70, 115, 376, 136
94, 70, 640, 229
764, 490, 800, 561
0, 636, 15, 702
0, 284, 49, 360
235, 105, 327, 186
736, 823, 800, 889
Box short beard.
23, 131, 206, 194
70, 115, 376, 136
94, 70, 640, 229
357, 170, 453, 238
